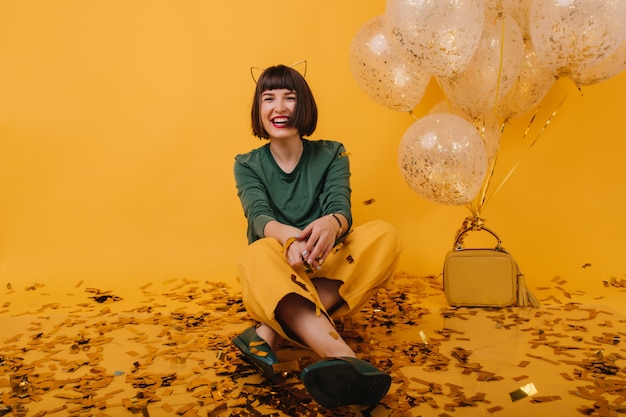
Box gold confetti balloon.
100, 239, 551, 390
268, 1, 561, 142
349, 14, 431, 112
398, 113, 488, 206
439, 13, 525, 119
491, 0, 533, 40
496, 38, 555, 121
569, 37, 626, 87
385, 0, 485, 78
429, 100, 502, 161
529, 0, 626, 78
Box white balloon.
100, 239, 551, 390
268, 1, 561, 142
496, 38, 555, 121
491, 0, 533, 39
350, 15, 431, 111
440, 14, 525, 118
385, 0, 485, 77
430, 101, 502, 161
570, 38, 626, 86
398, 113, 488, 205
529, 0, 626, 77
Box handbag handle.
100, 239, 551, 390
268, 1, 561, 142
453, 226, 503, 251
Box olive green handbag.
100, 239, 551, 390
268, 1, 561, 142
443, 226, 539, 307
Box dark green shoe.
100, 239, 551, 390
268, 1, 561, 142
232, 326, 279, 379
301, 357, 391, 408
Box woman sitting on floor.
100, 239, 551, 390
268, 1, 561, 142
232, 63, 402, 409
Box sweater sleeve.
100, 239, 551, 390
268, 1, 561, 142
318, 142, 353, 232
234, 156, 274, 242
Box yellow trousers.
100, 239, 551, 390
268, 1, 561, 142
237, 220, 402, 343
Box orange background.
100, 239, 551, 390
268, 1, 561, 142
1, 1, 625, 291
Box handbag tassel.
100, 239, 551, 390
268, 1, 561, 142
516, 274, 540, 307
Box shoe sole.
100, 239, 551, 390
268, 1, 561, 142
301, 360, 391, 408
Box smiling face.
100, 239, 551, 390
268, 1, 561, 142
250, 65, 318, 140
260, 89, 299, 140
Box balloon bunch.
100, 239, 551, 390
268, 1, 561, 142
350, 0, 626, 214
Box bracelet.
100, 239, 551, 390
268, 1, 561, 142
283, 236, 298, 254
330, 213, 344, 237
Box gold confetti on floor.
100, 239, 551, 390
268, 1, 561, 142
0, 272, 625, 416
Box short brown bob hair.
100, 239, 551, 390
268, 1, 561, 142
251, 65, 318, 139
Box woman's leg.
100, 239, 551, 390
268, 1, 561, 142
237, 221, 401, 353
317, 220, 402, 318
257, 278, 345, 354
312, 278, 344, 314
275, 293, 355, 358
253, 323, 284, 352
237, 238, 321, 345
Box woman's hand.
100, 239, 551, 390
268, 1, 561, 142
295, 215, 340, 270
270, 216, 341, 271
285, 238, 313, 271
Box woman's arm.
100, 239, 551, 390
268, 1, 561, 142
298, 143, 352, 268
235, 158, 302, 249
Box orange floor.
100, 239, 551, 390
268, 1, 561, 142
1, 271, 625, 416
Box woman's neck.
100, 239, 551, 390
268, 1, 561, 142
269, 137, 303, 174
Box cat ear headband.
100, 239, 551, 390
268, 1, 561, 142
250, 60, 307, 84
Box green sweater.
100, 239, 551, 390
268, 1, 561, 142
234, 139, 352, 244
